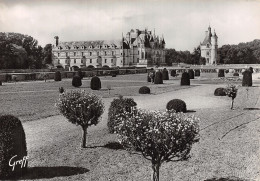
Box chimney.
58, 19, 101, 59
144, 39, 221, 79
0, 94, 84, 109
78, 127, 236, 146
54, 36, 59, 46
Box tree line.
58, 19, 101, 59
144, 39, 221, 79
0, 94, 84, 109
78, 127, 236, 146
165, 39, 260, 65
1, 32, 260, 69
0, 32, 52, 69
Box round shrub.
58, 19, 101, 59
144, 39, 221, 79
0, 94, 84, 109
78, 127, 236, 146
214, 88, 227, 96
195, 69, 200, 77
242, 70, 252, 87
54, 71, 62, 81
72, 75, 82, 87
107, 96, 137, 133
233, 72, 239, 76
188, 69, 194, 79
91, 76, 101, 90
166, 99, 187, 113
171, 70, 176, 77
154, 71, 163, 84
225, 69, 229, 73
181, 72, 190, 86
162, 68, 169, 80
218, 69, 225, 77
0, 115, 27, 179
139, 86, 150, 94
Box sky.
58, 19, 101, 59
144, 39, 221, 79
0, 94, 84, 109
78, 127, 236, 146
0, 0, 259, 51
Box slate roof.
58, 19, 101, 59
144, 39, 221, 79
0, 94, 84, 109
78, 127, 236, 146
54, 40, 123, 50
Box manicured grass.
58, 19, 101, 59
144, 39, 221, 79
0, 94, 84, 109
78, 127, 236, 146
0, 73, 194, 121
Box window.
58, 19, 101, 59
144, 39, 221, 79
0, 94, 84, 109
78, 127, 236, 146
137, 58, 139, 63
82, 52, 84, 56
90, 52, 92, 56
138, 51, 139, 55
97, 52, 99, 56
58, 60, 60, 64
105, 51, 107, 55
111, 59, 113, 63
58, 53, 60, 57
81, 59, 83, 63
121, 52, 123, 55
207, 44, 210, 48
66, 52, 68, 57
74, 59, 76, 63
112, 51, 114, 56
90, 59, 92, 63
74, 52, 76, 56
142, 52, 144, 59
207, 51, 210, 56
105, 59, 107, 63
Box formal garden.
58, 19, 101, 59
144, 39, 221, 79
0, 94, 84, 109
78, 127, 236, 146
0, 67, 260, 181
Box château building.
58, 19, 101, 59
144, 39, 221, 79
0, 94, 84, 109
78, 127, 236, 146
52, 28, 166, 69
200, 26, 218, 65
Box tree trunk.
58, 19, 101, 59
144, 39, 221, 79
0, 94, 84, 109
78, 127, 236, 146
81, 126, 87, 148
231, 99, 234, 110
151, 163, 160, 181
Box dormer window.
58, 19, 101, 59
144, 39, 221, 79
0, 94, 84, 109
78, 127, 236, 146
89, 45, 93, 49
81, 46, 85, 49
73, 46, 78, 49
65, 46, 70, 50
206, 44, 210, 48
58, 46, 62, 50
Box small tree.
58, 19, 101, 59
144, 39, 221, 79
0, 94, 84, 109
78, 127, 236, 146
116, 109, 199, 181
162, 68, 169, 80
56, 90, 104, 148
225, 84, 238, 110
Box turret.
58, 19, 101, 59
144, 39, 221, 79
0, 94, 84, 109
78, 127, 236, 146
54, 36, 59, 46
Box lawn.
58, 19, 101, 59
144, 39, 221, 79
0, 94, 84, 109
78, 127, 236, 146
1, 72, 260, 181
0, 73, 196, 121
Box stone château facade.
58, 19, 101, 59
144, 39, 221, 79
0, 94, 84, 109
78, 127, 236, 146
52, 29, 166, 69
200, 26, 218, 65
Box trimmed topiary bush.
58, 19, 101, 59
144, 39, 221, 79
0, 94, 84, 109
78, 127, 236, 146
91, 76, 101, 90
154, 71, 163, 84
72, 75, 82, 87
181, 72, 190, 86
59, 87, 64, 93
0, 115, 28, 179
162, 68, 169, 80
195, 69, 200, 77
107, 96, 137, 133
188, 69, 194, 79
166, 99, 187, 113
54, 71, 62, 81
233, 72, 239, 77
242, 70, 252, 87
147, 74, 151, 82
249, 67, 253, 73
225, 69, 229, 73
218, 69, 225, 77
56, 90, 104, 148
115, 109, 199, 181
214, 88, 227, 96
171, 70, 176, 77
139, 86, 150, 94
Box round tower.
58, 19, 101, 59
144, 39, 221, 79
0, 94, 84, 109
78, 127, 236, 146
210, 30, 218, 64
